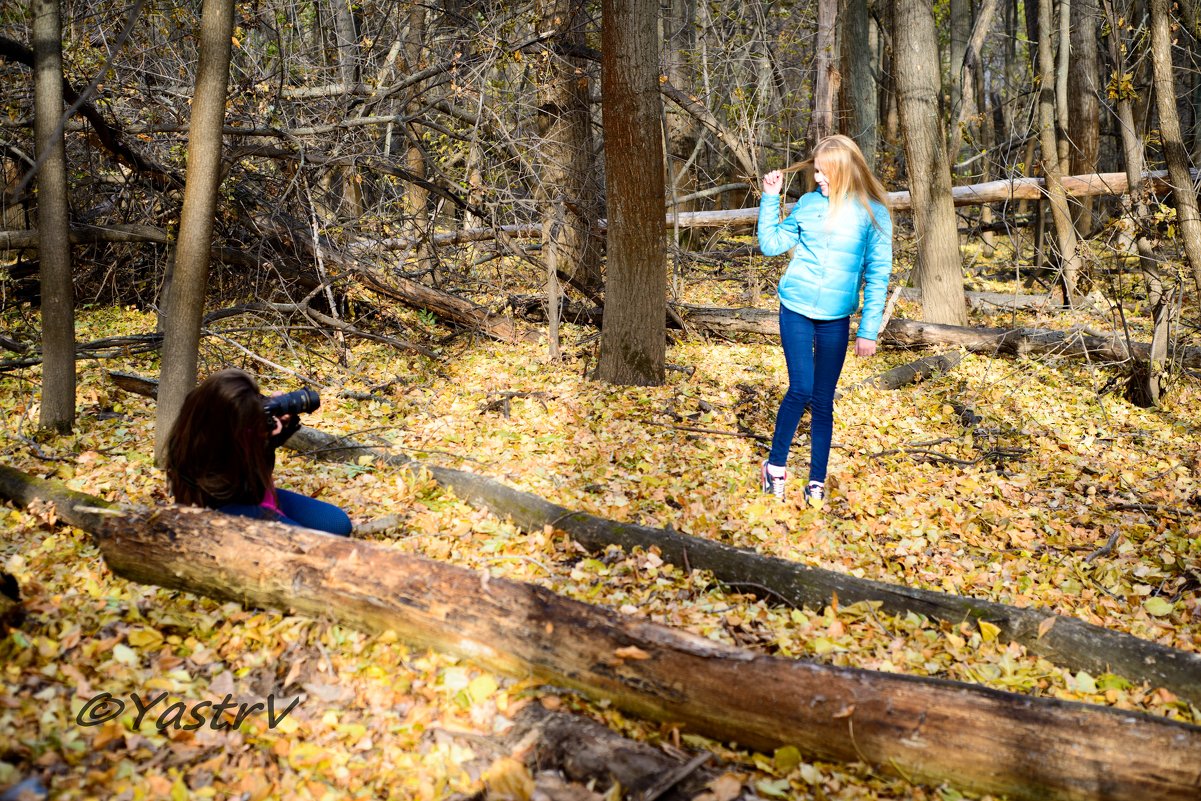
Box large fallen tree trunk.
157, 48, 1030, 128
676, 308, 1201, 370
76, 511, 1201, 801
0, 467, 1195, 801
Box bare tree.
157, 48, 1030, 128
596, 0, 667, 386
154, 0, 235, 465
892, 0, 967, 326
32, 0, 74, 433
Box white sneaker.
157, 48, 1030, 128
760, 462, 786, 501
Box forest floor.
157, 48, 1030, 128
0, 241, 1199, 800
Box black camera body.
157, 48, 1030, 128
264, 388, 321, 420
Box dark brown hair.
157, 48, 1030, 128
166, 369, 273, 508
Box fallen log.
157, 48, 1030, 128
1, 466, 1191, 801
675, 308, 1201, 370
854, 351, 964, 392
83, 510, 1201, 801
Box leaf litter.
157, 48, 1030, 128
0, 264, 1198, 800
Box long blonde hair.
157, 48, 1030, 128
779, 135, 889, 229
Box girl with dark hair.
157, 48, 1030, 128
757, 134, 893, 506
166, 369, 353, 536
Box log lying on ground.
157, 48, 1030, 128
677, 307, 1201, 370
282, 428, 1201, 709
6, 477, 1192, 801
852, 351, 964, 392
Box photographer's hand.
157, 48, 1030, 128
267, 410, 301, 450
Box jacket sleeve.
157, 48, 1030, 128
757, 193, 800, 256
856, 206, 893, 341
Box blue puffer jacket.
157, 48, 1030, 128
757, 190, 893, 340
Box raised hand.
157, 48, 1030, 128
762, 170, 783, 195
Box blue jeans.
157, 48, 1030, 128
220, 488, 353, 537
767, 307, 850, 482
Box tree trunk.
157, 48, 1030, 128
535, 0, 602, 318
1068, 0, 1100, 234
400, 4, 433, 274
948, 0, 971, 156
1037, 0, 1084, 303
841, 0, 878, 165
69, 500, 1201, 801
32, 0, 74, 433
596, 0, 667, 386
153, 0, 234, 465
1103, 0, 1171, 404
892, 0, 967, 326
809, 0, 840, 146
1150, 0, 1201, 296
663, 0, 703, 216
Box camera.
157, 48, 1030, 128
264, 388, 320, 420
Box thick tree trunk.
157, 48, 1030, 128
809, 0, 840, 146
841, 0, 878, 165
60, 500, 1201, 801
597, 0, 667, 386
535, 0, 602, 296
892, 0, 967, 325
1150, 0, 1201, 296
1068, 0, 1101, 234
32, 0, 74, 433
153, 0, 234, 465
